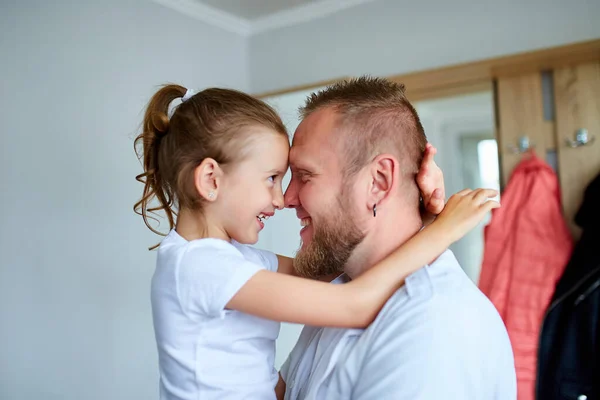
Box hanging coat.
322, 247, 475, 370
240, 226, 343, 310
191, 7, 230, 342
478, 153, 573, 400
536, 171, 600, 400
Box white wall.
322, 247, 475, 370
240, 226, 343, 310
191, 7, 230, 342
249, 0, 600, 93
0, 1, 247, 399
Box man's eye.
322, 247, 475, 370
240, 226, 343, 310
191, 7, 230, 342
293, 170, 311, 183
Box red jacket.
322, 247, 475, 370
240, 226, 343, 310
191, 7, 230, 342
478, 153, 572, 400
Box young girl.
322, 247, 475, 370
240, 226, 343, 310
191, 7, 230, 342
134, 84, 499, 400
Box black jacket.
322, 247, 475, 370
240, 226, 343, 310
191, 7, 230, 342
537, 172, 600, 400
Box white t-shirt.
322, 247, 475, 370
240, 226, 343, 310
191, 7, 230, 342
151, 230, 280, 400
280, 250, 516, 400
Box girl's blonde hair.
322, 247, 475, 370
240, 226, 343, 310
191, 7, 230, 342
134, 84, 287, 244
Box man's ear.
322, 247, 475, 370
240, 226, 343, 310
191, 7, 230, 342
368, 154, 397, 206
194, 158, 223, 201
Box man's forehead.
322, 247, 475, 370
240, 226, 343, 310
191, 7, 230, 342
289, 141, 340, 174
290, 108, 344, 169
288, 144, 312, 169
292, 108, 339, 146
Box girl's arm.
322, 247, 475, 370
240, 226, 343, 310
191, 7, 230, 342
228, 189, 499, 328
418, 144, 446, 217
276, 255, 295, 275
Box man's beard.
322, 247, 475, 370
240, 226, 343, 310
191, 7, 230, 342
294, 195, 365, 280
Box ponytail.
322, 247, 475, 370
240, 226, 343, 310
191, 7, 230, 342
134, 84, 186, 245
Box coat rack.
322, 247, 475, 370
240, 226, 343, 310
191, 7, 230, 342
565, 129, 595, 148
508, 136, 534, 154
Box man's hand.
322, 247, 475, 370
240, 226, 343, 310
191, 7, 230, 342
417, 144, 445, 221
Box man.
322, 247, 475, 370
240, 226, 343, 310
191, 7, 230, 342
276, 77, 516, 399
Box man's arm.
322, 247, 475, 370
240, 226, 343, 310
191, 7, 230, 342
275, 373, 286, 400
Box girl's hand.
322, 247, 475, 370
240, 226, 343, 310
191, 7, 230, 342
432, 188, 500, 243
417, 144, 445, 216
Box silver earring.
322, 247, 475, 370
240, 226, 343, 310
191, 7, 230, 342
208, 191, 215, 199
373, 203, 377, 217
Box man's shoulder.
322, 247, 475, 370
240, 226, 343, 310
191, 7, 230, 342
374, 250, 461, 310
368, 250, 506, 339
342, 251, 514, 390
317, 252, 516, 399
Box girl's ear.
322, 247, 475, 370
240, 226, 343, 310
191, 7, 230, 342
194, 158, 223, 201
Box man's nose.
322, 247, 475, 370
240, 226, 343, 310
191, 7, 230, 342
284, 179, 299, 209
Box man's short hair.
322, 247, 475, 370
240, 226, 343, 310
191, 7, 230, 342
300, 76, 427, 190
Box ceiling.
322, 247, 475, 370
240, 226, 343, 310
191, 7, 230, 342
153, 0, 378, 36
197, 0, 320, 20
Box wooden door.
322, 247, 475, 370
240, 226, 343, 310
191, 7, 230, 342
496, 73, 555, 186
554, 61, 600, 237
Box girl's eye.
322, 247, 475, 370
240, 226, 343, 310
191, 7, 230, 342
268, 175, 276, 183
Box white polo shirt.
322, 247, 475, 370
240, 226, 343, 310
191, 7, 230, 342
280, 250, 516, 399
